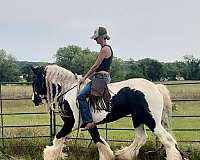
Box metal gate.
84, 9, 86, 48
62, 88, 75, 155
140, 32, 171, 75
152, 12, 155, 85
0, 81, 200, 146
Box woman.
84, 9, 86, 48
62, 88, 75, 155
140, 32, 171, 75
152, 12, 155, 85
77, 26, 113, 130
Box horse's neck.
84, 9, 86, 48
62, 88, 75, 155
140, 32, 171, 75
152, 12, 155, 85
46, 65, 77, 88
63, 75, 76, 88
45, 67, 78, 104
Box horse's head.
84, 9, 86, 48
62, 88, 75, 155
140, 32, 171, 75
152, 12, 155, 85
31, 66, 47, 106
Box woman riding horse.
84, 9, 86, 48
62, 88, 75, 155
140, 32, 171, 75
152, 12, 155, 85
77, 26, 113, 131
31, 27, 186, 160
31, 64, 185, 160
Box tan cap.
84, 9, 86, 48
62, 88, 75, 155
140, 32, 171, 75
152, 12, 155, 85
90, 26, 110, 40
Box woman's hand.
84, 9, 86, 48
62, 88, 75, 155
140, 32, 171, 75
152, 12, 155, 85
79, 77, 86, 84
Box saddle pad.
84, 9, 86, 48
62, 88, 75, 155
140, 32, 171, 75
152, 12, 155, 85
91, 77, 107, 96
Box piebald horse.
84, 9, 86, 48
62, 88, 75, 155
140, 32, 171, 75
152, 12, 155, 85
31, 64, 184, 160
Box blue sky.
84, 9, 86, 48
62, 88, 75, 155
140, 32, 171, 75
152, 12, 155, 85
0, 0, 200, 62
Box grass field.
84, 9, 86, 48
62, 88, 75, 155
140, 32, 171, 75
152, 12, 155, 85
0, 81, 200, 159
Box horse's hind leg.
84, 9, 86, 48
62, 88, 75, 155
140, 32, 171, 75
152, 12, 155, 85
115, 124, 147, 160
154, 124, 183, 160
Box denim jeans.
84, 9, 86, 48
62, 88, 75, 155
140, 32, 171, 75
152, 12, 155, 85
77, 75, 111, 125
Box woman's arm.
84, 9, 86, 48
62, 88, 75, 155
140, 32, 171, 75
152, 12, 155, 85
82, 47, 109, 81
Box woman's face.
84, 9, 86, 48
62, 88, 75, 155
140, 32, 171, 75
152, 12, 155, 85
94, 36, 103, 44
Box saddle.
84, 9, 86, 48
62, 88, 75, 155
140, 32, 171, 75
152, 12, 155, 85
89, 75, 111, 111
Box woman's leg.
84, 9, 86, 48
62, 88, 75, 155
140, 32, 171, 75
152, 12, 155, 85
77, 82, 95, 129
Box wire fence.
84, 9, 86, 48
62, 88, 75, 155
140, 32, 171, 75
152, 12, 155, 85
0, 81, 200, 146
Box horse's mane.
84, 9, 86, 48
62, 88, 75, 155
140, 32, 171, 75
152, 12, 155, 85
45, 64, 77, 106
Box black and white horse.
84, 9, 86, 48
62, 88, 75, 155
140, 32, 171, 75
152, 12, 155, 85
31, 64, 184, 160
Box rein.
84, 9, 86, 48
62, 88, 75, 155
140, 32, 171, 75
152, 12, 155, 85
57, 84, 78, 100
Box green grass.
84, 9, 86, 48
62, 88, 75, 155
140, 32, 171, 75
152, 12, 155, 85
166, 82, 200, 99
0, 82, 200, 159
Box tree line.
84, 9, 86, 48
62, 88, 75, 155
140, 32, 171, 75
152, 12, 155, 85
0, 46, 200, 82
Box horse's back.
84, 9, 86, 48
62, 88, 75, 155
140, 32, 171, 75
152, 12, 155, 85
108, 78, 163, 119
108, 78, 157, 94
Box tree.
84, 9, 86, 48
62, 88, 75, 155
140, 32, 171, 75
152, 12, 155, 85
70, 48, 97, 75
162, 62, 179, 80
182, 55, 200, 80
110, 57, 125, 82
16, 61, 48, 82
0, 49, 21, 82
125, 60, 144, 79
55, 45, 97, 74
55, 45, 125, 82
138, 58, 163, 81
55, 45, 82, 72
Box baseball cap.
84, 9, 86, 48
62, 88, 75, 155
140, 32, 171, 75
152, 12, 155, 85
90, 26, 110, 40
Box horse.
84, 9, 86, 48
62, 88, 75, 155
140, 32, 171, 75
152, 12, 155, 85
31, 64, 185, 160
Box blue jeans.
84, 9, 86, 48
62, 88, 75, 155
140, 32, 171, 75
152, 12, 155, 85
77, 75, 111, 125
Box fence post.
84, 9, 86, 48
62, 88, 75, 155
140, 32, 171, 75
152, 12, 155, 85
53, 110, 56, 139
49, 108, 56, 143
105, 122, 108, 141
49, 109, 53, 142
0, 83, 4, 146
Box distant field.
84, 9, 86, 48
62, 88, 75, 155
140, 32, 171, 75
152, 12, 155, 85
0, 81, 200, 159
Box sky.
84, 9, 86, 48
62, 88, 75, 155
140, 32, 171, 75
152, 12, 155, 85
0, 0, 200, 63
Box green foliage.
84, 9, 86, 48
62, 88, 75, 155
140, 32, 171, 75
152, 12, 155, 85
138, 58, 163, 81
0, 49, 21, 82
128, 58, 162, 81
70, 48, 97, 75
21, 64, 33, 82
55, 45, 83, 73
162, 62, 179, 80
17, 61, 48, 82
55, 45, 200, 81
1, 45, 200, 82
55, 45, 125, 82
55, 45, 96, 74
125, 60, 144, 79
110, 57, 125, 82
182, 55, 200, 80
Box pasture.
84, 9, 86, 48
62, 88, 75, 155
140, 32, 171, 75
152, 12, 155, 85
0, 81, 200, 159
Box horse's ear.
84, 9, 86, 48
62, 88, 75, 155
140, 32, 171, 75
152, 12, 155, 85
40, 66, 45, 73
31, 66, 39, 75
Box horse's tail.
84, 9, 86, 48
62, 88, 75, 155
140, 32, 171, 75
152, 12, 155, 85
156, 84, 172, 130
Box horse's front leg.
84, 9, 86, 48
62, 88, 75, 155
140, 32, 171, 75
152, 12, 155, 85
44, 114, 75, 160
88, 127, 115, 160
44, 117, 74, 160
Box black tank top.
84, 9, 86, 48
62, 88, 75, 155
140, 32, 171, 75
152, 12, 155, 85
96, 45, 113, 72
